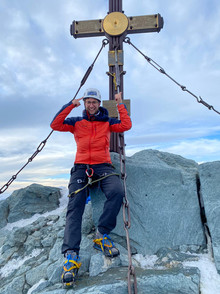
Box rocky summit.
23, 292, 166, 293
0, 150, 219, 294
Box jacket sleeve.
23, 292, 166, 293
50, 101, 75, 132
109, 103, 132, 133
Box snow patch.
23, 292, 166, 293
183, 253, 220, 294
133, 253, 158, 269
133, 251, 220, 294
0, 248, 43, 278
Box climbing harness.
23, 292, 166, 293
0, 39, 109, 195
124, 37, 220, 116
68, 169, 120, 198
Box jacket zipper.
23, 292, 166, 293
89, 122, 96, 164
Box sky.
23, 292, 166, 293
1, 0, 220, 195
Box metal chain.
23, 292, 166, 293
119, 133, 138, 294
124, 37, 220, 116
0, 39, 109, 195
0, 130, 54, 194
114, 47, 138, 293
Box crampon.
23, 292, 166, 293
93, 234, 120, 258
61, 252, 81, 288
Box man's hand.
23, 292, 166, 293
72, 97, 83, 107
115, 92, 123, 104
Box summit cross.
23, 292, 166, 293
70, 0, 163, 151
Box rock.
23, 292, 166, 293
136, 267, 200, 294
26, 260, 51, 286
155, 247, 199, 268
48, 238, 63, 262
48, 262, 63, 285
91, 150, 206, 255
41, 235, 56, 247
0, 200, 9, 229
35, 267, 200, 294
82, 202, 94, 234
6, 183, 61, 223
36, 289, 66, 294
78, 251, 92, 276
199, 161, 220, 273
7, 227, 28, 247
89, 253, 121, 276
0, 275, 25, 294
28, 279, 51, 294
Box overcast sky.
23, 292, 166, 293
1, 0, 220, 196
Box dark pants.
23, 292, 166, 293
62, 163, 124, 254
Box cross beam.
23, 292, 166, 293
70, 14, 163, 38
70, 1, 163, 152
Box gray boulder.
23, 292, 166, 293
0, 200, 9, 229
199, 161, 220, 272
91, 150, 206, 255
0, 183, 61, 226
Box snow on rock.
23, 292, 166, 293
4, 187, 68, 231
0, 183, 62, 229
0, 248, 43, 278
183, 253, 220, 294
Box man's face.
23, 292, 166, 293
84, 98, 100, 115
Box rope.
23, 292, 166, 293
68, 172, 120, 198
0, 38, 109, 196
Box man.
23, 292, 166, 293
51, 88, 132, 286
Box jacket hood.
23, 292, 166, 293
82, 106, 109, 122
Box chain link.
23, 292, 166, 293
0, 39, 109, 195
0, 130, 54, 194
119, 133, 138, 294
113, 44, 137, 293
124, 37, 220, 115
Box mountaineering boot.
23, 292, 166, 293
93, 231, 120, 258
61, 250, 82, 287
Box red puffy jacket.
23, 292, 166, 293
51, 101, 132, 164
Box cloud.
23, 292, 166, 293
160, 138, 220, 163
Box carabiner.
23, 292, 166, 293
86, 167, 94, 178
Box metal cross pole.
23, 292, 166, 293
70, 0, 163, 152
105, 0, 126, 152
70, 3, 163, 293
